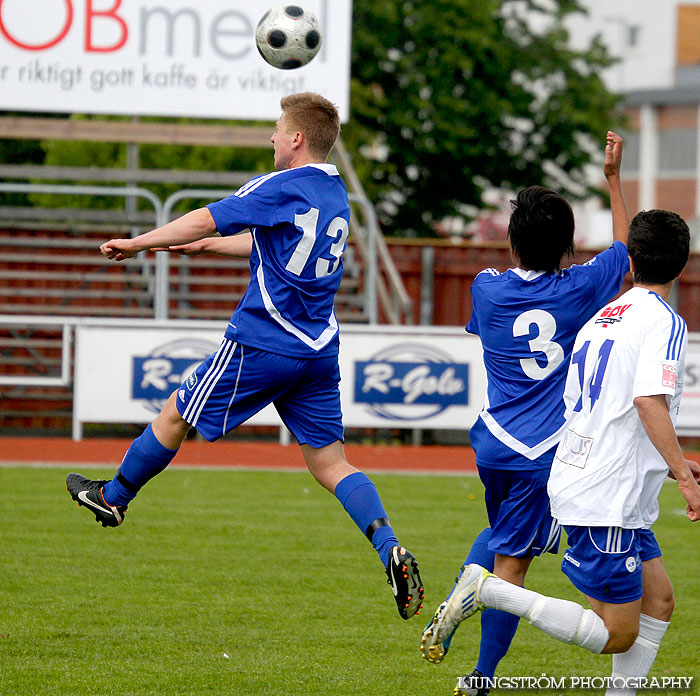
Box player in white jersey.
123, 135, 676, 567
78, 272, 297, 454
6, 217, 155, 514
65, 92, 424, 622
421, 209, 700, 695
422, 133, 630, 693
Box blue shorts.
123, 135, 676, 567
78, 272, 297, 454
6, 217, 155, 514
175, 339, 344, 447
562, 526, 662, 604
478, 466, 561, 558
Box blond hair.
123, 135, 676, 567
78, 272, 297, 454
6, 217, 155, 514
280, 92, 340, 160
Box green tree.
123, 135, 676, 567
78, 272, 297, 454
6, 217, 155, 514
10, 0, 619, 234
345, 0, 619, 235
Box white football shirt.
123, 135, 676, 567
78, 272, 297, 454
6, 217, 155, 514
548, 286, 687, 528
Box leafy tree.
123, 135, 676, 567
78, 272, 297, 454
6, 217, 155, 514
345, 0, 620, 235
6, 0, 619, 234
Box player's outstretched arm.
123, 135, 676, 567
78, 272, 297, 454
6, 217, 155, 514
604, 131, 630, 247
100, 207, 217, 262
154, 232, 253, 258
635, 394, 700, 521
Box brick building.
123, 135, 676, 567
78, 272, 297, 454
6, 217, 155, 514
570, 2, 700, 247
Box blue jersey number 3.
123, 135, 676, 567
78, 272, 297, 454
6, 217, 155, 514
513, 310, 565, 380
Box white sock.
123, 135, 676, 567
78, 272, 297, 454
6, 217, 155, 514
481, 576, 609, 653
606, 614, 670, 696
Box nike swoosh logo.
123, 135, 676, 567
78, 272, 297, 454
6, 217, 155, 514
77, 490, 110, 513
389, 568, 399, 596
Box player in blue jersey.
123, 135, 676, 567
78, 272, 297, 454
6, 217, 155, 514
65, 92, 424, 621
421, 133, 631, 692
419, 209, 699, 696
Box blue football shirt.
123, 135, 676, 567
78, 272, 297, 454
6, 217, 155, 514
467, 241, 629, 470
207, 163, 350, 358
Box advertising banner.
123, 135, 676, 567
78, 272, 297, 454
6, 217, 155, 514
0, 0, 352, 121
678, 335, 700, 436
73, 323, 486, 434
339, 329, 485, 429
73, 322, 700, 438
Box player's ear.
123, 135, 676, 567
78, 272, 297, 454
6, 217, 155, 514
291, 130, 304, 150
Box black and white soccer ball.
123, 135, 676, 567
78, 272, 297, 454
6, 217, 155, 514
255, 4, 322, 70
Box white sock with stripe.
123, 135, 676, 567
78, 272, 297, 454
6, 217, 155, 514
480, 576, 609, 653
605, 614, 670, 696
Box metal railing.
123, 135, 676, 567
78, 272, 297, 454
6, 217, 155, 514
332, 140, 412, 324
0, 182, 392, 325
0, 317, 71, 387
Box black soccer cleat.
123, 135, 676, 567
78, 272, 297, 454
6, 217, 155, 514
66, 473, 126, 528
386, 545, 424, 620
454, 669, 490, 696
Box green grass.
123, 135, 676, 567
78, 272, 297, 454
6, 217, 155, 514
0, 466, 697, 695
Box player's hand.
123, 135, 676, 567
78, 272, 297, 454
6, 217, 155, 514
685, 458, 700, 483
152, 241, 206, 256
100, 239, 138, 262
669, 459, 700, 483
677, 476, 700, 522
604, 131, 623, 179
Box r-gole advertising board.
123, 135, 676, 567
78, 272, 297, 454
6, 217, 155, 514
73, 323, 486, 436
71, 322, 700, 439
0, 0, 352, 121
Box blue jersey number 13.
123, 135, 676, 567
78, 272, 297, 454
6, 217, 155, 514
286, 207, 349, 278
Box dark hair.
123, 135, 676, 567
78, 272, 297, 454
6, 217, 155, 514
280, 92, 340, 160
507, 186, 575, 272
627, 209, 690, 285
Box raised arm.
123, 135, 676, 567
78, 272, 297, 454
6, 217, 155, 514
100, 207, 217, 261
635, 394, 700, 521
604, 131, 630, 246
156, 232, 253, 258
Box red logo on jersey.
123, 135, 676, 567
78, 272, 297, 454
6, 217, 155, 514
662, 363, 677, 388
595, 303, 632, 326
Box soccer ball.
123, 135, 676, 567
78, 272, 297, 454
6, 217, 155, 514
255, 4, 322, 70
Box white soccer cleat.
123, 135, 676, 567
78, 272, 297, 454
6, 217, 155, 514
420, 564, 492, 663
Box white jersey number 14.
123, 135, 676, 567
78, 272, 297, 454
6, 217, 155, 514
571, 339, 615, 412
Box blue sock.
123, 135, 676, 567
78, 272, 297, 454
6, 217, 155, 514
476, 609, 520, 680
443, 528, 496, 653
456, 527, 520, 680
102, 424, 178, 506
465, 527, 496, 571
334, 471, 399, 568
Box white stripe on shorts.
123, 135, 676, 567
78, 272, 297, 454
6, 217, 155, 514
594, 526, 634, 555
222, 345, 245, 436
183, 339, 237, 427
542, 519, 561, 553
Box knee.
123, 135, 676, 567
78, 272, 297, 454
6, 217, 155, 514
494, 556, 530, 586
302, 443, 355, 493
644, 591, 675, 622
663, 593, 676, 620
603, 625, 639, 654
152, 392, 190, 447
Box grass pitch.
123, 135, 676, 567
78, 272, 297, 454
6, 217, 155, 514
0, 465, 697, 695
